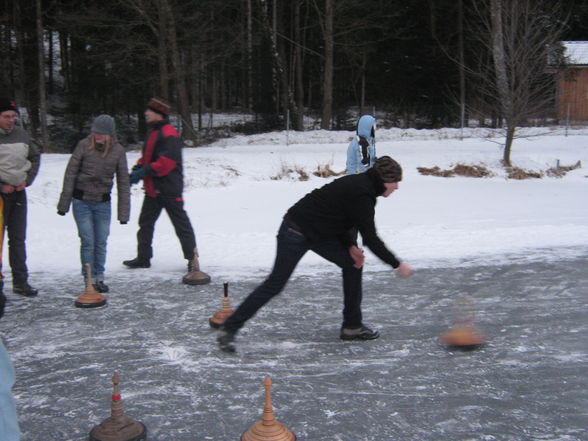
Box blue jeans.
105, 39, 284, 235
0, 340, 20, 441
72, 199, 111, 282
223, 219, 363, 332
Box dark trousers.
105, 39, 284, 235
1, 191, 28, 285
223, 219, 363, 333
136, 195, 196, 261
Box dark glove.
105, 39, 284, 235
120, 221, 127, 225
131, 164, 143, 172
57, 211, 66, 216
130, 166, 146, 185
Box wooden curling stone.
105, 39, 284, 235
441, 325, 486, 351
209, 281, 234, 329
75, 264, 107, 308
89, 372, 147, 441
241, 377, 296, 441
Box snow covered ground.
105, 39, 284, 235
29, 126, 588, 282
1, 126, 587, 440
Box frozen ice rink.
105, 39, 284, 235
2, 253, 587, 440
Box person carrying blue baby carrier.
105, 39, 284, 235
346, 114, 376, 175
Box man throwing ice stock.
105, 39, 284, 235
218, 156, 413, 353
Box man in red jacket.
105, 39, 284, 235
123, 97, 210, 285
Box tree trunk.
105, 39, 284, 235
197, 60, 203, 131
503, 124, 515, 166
320, 0, 334, 130
190, 46, 200, 132
36, 0, 49, 150
159, 0, 195, 141
59, 33, 70, 92
293, 0, 304, 130
490, 0, 514, 166
154, 1, 169, 99
258, 0, 302, 130
15, 2, 39, 136
458, 0, 466, 135
47, 30, 54, 95
360, 51, 367, 114
246, 0, 253, 112
14, 2, 26, 104
69, 38, 86, 132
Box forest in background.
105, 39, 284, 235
1, 0, 588, 153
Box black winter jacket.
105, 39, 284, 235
286, 168, 401, 268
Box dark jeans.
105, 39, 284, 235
136, 195, 196, 261
1, 191, 28, 285
223, 219, 363, 333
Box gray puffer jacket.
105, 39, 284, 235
57, 135, 130, 222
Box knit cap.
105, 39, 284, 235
0, 98, 18, 114
147, 97, 171, 117
91, 114, 116, 135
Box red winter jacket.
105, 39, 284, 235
137, 120, 184, 198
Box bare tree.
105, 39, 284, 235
258, 0, 303, 131
472, 0, 568, 166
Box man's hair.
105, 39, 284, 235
374, 156, 402, 182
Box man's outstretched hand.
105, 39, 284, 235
396, 263, 413, 278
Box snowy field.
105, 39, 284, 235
1, 126, 587, 440
27, 126, 588, 280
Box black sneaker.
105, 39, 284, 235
122, 258, 151, 269
340, 325, 380, 341
13, 282, 39, 297
217, 328, 237, 353
93, 281, 109, 293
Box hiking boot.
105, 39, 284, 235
122, 257, 151, 269
182, 249, 211, 285
93, 281, 109, 293
340, 325, 380, 341
217, 328, 237, 353
13, 282, 39, 297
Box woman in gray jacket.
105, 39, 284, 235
57, 115, 130, 292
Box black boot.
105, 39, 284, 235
93, 281, 109, 293
122, 257, 151, 269
217, 328, 237, 353
13, 282, 38, 297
